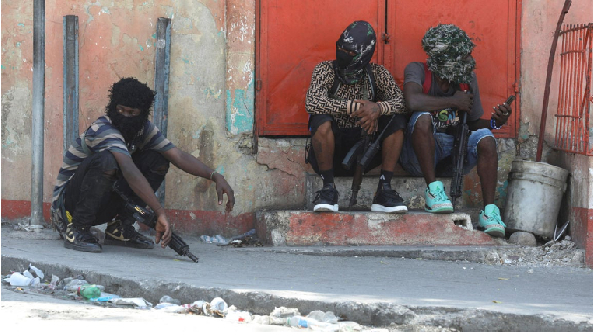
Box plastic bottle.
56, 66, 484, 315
287, 316, 309, 328
76, 285, 101, 299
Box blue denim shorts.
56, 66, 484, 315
400, 111, 495, 176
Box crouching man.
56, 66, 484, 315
51, 77, 235, 252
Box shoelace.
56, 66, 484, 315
429, 187, 449, 201
486, 209, 503, 224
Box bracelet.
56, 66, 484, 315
209, 171, 217, 181
490, 119, 502, 130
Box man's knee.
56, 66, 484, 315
413, 114, 433, 134
477, 135, 497, 154
313, 121, 333, 140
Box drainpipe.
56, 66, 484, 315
154, 17, 171, 205
63, 15, 79, 154
31, 0, 45, 226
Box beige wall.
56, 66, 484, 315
519, 0, 593, 149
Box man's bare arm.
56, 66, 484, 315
403, 82, 472, 112
161, 147, 235, 211
112, 151, 171, 247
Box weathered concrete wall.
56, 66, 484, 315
519, 0, 592, 150
519, 0, 593, 266
1, 1, 593, 249
0, 0, 300, 230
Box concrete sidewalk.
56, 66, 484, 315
0, 227, 593, 331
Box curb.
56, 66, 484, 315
1, 255, 592, 332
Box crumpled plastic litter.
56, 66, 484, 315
209, 297, 228, 317
29, 264, 44, 280
307, 310, 338, 323
225, 309, 252, 323
155, 303, 186, 313
89, 293, 121, 302
112, 297, 152, 309
159, 295, 181, 305
7, 272, 34, 286
64, 279, 89, 291
200, 235, 227, 244
270, 306, 300, 325
252, 315, 271, 325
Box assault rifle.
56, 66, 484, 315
342, 115, 396, 207
342, 130, 371, 207
112, 185, 199, 263
449, 109, 470, 209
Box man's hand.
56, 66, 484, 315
213, 173, 236, 212
453, 90, 474, 113
492, 101, 512, 127
351, 99, 381, 134
155, 212, 172, 248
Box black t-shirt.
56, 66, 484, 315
404, 62, 484, 131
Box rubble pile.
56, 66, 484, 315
485, 236, 585, 267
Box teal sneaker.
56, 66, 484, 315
424, 181, 454, 213
479, 204, 506, 237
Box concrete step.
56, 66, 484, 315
305, 174, 466, 211
255, 210, 503, 247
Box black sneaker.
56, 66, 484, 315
64, 223, 102, 253
104, 219, 154, 249
371, 183, 408, 213
313, 183, 339, 212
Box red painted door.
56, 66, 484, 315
257, 0, 520, 138
256, 0, 385, 136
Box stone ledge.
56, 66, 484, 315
256, 210, 501, 246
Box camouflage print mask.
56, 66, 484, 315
422, 24, 476, 84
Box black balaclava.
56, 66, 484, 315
333, 20, 377, 85
105, 77, 155, 145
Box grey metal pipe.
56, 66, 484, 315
31, 0, 45, 226
63, 15, 79, 154
154, 17, 172, 205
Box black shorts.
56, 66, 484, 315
306, 114, 406, 176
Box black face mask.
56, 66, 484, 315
335, 48, 355, 69
107, 108, 147, 145
333, 20, 376, 85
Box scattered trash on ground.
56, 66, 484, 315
200, 229, 263, 247
2, 264, 381, 331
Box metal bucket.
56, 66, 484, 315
504, 160, 569, 238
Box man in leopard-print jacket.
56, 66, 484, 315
305, 20, 409, 214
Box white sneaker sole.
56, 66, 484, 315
314, 204, 339, 212
371, 204, 408, 213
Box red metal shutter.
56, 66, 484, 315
256, 0, 385, 136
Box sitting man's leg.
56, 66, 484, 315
105, 150, 170, 248
308, 115, 339, 212
467, 129, 506, 237
63, 151, 120, 252
400, 112, 453, 213
370, 114, 408, 213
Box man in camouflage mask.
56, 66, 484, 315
422, 24, 476, 84
400, 24, 514, 238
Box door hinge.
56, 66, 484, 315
256, 79, 262, 91
383, 33, 391, 44
513, 82, 520, 93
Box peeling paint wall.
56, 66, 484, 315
519, 0, 592, 152
0, 1, 593, 249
